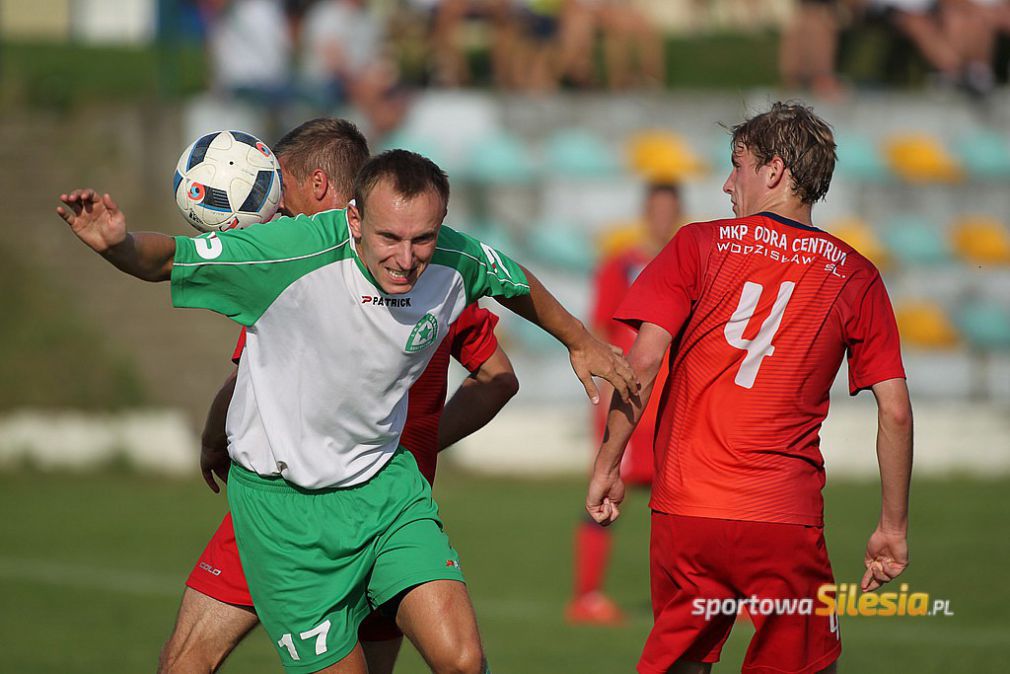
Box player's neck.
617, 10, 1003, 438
749, 196, 813, 227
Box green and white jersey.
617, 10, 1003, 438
171, 209, 529, 489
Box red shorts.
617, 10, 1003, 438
186, 514, 403, 642
639, 512, 841, 674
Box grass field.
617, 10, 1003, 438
1, 468, 1007, 673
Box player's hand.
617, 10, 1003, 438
586, 469, 625, 526
56, 189, 127, 253
570, 335, 638, 405
861, 526, 908, 592
200, 442, 231, 494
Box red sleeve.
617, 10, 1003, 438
449, 304, 500, 373
845, 273, 906, 395
231, 328, 247, 364
613, 224, 703, 337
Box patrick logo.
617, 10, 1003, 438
405, 313, 439, 353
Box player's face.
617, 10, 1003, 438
347, 179, 443, 295
722, 144, 770, 218
644, 191, 681, 245
277, 159, 316, 217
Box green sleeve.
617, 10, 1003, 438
170, 210, 352, 326
433, 226, 530, 305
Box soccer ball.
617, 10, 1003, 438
173, 130, 283, 233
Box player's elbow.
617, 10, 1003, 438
492, 371, 520, 402
880, 397, 913, 432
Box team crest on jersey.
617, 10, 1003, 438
405, 313, 439, 353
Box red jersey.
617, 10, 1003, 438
231, 304, 500, 485
615, 212, 905, 526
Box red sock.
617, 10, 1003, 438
573, 520, 612, 597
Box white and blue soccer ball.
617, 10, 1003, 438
173, 130, 282, 233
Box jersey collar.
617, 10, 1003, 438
756, 211, 822, 233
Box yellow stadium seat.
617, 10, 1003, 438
951, 215, 1010, 265
894, 301, 960, 349
626, 131, 707, 182
825, 217, 890, 269
883, 133, 962, 183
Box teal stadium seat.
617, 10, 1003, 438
527, 220, 597, 274
956, 131, 1010, 179
956, 302, 1010, 350
834, 133, 889, 181
879, 217, 952, 267
467, 219, 521, 259
464, 132, 537, 184
378, 131, 456, 176
544, 129, 621, 178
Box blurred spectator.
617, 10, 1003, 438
511, 0, 568, 91
299, 0, 408, 136
779, 0, 846, 99
567, 182, 684, 626
414, 0, 517, 88
855, 0, 997, 96
201, 0, 293, 105
519, 0, 666, 92
938, 0, 999, 96
595, 1, 666, 89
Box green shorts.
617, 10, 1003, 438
227, 448, 465, 673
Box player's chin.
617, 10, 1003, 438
380, 272, 417, 294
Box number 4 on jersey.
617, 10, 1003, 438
724, 281, 795, 389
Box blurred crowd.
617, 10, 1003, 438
192, 0, 666, 135
190, 0, 1010, 137
782, 0, 1010, 99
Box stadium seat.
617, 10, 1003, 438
834, 133, 889, 181
527, 220, 597, 274
882, 133, 962, 183
955, 302, 1010, 351
825, 217, 890, 269
467, 219, 521, 259
879, 216, 952, 267
378, 130, 455, 175
544, 128, 621, 178
626, 131, 707, 182
894, 301, 960, 349
464, 132, 537, 184
955, 131, 1010, 179
950, 215, 1010, 266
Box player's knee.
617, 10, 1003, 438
434, 640, 485, 674
157, 635, 220, 674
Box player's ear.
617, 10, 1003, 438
311, 169, 328, 200
765, 156, 786, 190
347, 199, 363, 239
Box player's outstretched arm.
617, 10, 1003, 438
862, 378, 913, 591
586, 322, 671, 526
57, 188, 175, 281
200, 368, 238, 493
496, 266, 638, 404
437, 345, 519, 451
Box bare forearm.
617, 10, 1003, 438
102, 232, 176, 281
872, 379, 914, 533
593, 324, 668, 474
497, 267, 589, 349
876, 406, 913, 532
437, 371, 519, 450
595, 375, 655, 474
202, 368, 238, 451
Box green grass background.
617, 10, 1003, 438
0, 470, 1006, 673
